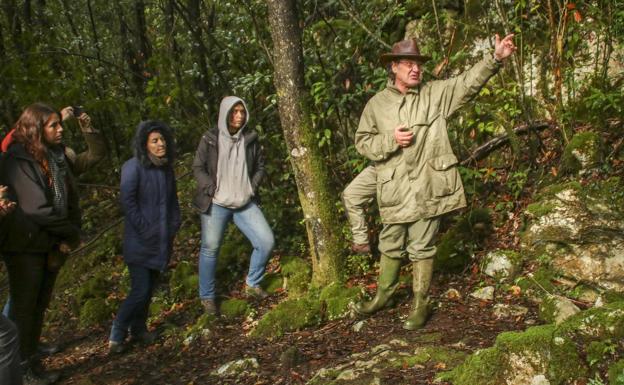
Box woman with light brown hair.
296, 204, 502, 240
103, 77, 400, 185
0, 102, 82, 383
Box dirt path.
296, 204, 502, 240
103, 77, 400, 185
45, 273, 538, 385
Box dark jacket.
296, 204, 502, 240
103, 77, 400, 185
0, 143, 81, 252
121, 122, 180, 271
192, 127, 265, 213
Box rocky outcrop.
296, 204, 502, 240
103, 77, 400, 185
440, 301, 624, 385
522, 178, 624, 292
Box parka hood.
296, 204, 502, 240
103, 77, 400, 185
133, 120, 176, 167
218, 96, 249, 138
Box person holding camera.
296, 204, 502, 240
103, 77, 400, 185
0, 103, 84, 383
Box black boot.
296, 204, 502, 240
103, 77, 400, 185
22, 359, 60, 385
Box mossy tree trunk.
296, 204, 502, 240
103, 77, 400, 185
266, 0, 343, 286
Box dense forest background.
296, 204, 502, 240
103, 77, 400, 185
0, 1, 623, 384
0, 0, 621, 254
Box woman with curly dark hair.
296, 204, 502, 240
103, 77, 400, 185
0, 103, 81, 383
108, 120, 180, 354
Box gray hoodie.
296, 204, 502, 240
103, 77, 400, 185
212, 96, 254, 209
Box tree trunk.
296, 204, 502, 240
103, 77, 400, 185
266, 0, 343, 285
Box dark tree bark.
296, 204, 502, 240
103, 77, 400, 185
266, 0, 343, 285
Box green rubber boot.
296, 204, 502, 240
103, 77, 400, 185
403, 258, 434, 330
353, 255, 402, 315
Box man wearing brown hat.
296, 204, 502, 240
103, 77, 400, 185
351, 34, 516, 330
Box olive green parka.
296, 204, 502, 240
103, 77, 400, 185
355, 55, 501, 224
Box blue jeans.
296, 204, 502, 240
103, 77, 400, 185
109, 264, 159, 343
198, 202, 274, 300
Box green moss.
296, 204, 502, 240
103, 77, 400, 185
169, 261, 199, 300
525, 202, 556, 218
608, 359, 624, 385
604, 291, 624, 304
516, 266, 557, 295
251, 296, 322, 338
536, 181, 583, 200
444, 323, 588, 384
262, 273, 283, 294
392, 346, 467, 368
220, 298, 251, 319
281, 256, 312, 297
556, 301, 624, 343
319, 282, 360, 320
440, 347, 503, 385
183, 313, 217, 341
79, 298, 114, 327
561, 132, 603, 174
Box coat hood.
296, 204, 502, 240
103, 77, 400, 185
133, 120, 176, 167
218, 96, 249, 137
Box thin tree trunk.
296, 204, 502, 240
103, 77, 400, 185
266, 0, 343, 286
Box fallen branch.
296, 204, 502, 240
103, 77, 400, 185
460, 121, 552, 166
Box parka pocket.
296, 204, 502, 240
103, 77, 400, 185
376, 168, 401, 207
427, 154, 460, 197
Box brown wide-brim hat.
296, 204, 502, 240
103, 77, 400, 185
380, 39, 431, 64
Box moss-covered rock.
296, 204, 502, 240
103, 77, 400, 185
442, 301, 624, 385
482, 249, 523, 281
538, 294, 580, 324
435, 208, 492, 272
522, 178, 624, 292
560, 132, 604, 175
183, 313, 217, 345
220, 298, 251, 319
319, 282, 360, 320
262, 272, 283, 294
79, 298, 114, 327
251, 296, 322, 338
390, 346, 467, 368
281, 256, 312, 297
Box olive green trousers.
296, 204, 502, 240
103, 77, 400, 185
342, 165, 376, 245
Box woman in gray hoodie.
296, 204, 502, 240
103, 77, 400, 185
192, 96, 274, 314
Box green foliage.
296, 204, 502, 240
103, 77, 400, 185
435, 208, 492, 272
169, 261, 199, 301
587, 339, 617, 367
608, 359, 624, 385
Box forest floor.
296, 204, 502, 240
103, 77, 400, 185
42, 262, 539, 385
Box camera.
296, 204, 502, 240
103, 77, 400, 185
72, 105, 84, 117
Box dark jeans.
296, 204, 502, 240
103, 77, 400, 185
3, 252, 57, 361
0, 314, 22, 385
109, 264, 159, 343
